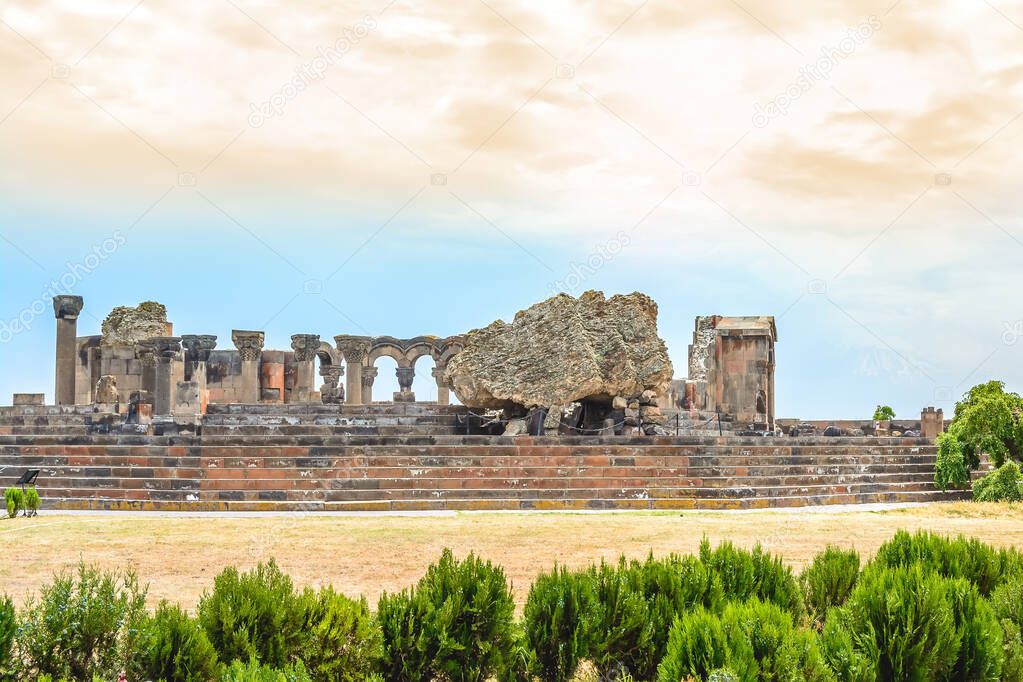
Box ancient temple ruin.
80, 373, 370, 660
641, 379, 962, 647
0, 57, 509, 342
0, 292, 959, 513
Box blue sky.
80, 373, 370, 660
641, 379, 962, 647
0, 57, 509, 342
2, 0, 1023, 417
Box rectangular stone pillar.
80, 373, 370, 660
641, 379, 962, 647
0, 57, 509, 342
432, 367, 450, 405
334, 335, 371, 406
232, 330, 264, 404
290, 334, 320, 403
260, 351, 285, 402
53, 296, 83, 406
152, 337, 181, 415
181, 335, 216, 413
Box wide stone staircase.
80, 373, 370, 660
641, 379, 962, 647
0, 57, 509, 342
0, 404, 971, 511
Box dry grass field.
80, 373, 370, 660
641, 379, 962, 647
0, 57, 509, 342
2, 503, 1022, 610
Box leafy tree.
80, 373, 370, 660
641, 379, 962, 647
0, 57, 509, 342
934, 381, 1023, 491
872, 405, 895, 422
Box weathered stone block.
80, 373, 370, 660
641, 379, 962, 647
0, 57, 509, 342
13, 393, 44, 406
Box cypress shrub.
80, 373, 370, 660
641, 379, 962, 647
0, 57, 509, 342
585, 558, 655, 680
657, 599, 832, 681
989, 578, 1023, 680
821, 564, 1003, 681
944, 578, 1004, 681
3, 488, 22, 519
218, 659, 312, 681
698, 539, 803, 617
523, 566, 594, 682
197, 559, 306, 669
378, 549, 514, 682
800, 546, 860, 629
16, 563, 148, 681
141, 602, 219, 682
870, 530, 1007, 595
0, 596, 15, 681
298, 586, 382, 681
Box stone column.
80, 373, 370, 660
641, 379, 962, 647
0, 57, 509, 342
232, 330, 264, 404
395, 365, 415, 402
432, 366, 449, 405
53, 295, 84, 406
334, 335, 371, 405
362, 366, 378, 404
181, 334, 216, 413
320, 364, 344, 403
290, 334, 320, 403
153, 337, 181, 415
136, 342, 157, 395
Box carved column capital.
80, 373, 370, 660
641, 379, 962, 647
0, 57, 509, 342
135, 342, 157, 365
291, 334, 321, 362
152, 337, 182, 363
53, 295, 84, 320
431, 366, 446, 382
361, 365, 379, 388
181, 334, 217, 363
320, 364, 343, 383
396, 366, 415, 390
334, 335, 372, 364
232, 330, 265, 362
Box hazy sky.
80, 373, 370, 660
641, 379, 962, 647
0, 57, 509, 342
1, 0, 1022, 417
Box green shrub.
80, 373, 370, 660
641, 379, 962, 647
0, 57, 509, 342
378, 549, 515, 682
3, 489, 22, 519
822, 564, 1004, 681
800, 546, 860, 629
218, 659, 312, 681
23, 488, 40, 514
990, 578, 1023, 680
377, 588, 431, 682
16, 563, 148, 681
197, 559, 306, 669
585, 559, 654, 680
947, 380, 1023, 469
698, 539, 803, 617
0, 596, 15, 681
972, 460, 1023, 502
523, 566, 594, 682
944, 577, 1004, 681
297, 586, 382, 681
141, 602, 218, 682
935, 431, 971, 491
870, 530, 1015, 596
657, 599, 832, 681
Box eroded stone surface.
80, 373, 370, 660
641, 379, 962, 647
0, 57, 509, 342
94, 375, 119, 403
101, 302, 168, 345
444, 290, 673, 410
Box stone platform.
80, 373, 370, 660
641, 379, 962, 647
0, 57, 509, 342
0, 404, 969, 511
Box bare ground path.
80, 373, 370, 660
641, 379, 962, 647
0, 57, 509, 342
2, 502, 1021, 609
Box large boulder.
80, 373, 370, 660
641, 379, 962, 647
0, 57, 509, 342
444, 291, 673, 410
101, 301, 169, 345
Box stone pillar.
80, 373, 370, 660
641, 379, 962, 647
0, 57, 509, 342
53, 295, 84, 406
320, 364, 344, 403
181, 334, 216, 413
136, 342, 157, 394
334, 335, 371, 405
362, 366, 378, 404
153, 337, 181, 415
432, 366, 449, 405
232, 330, 264, 404
921, 406, 945, 441
394, 365, 415, 402
260, 351, 285, 402
290, 334, 320, 403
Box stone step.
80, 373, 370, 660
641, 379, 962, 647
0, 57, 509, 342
33, 487, 969, 512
